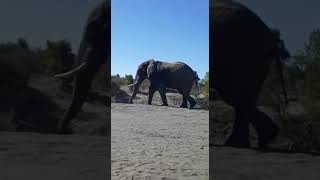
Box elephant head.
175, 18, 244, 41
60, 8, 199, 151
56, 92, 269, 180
54, 0, 110, 134
128, 59, 156, 103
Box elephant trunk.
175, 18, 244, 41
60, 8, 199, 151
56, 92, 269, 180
57, 62, 100, 134
128, 78, 143, 104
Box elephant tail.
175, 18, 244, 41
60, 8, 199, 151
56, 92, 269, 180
194, 71, 200, 81
193, 71, 200, 97
270, 30, 290, 106
276, 57, 289, 106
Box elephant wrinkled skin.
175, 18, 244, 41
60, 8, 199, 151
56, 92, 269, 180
54, 0, 110, 134
128, 59, 200, 108
210, 0, 290, 148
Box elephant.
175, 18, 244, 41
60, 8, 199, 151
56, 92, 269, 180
210, 0, 290, 148
54, 0, 110, 134
128, 59, 200, 108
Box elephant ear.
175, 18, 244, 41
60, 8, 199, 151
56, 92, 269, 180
147, 60, 157, 79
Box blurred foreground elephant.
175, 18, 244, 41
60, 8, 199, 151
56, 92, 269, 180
54, 0, 110, 134
211, 0, 290, 148
128, 59, 200, 108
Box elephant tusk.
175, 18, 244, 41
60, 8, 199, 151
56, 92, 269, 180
128, 82, 137, 87
54, 62, 87, 78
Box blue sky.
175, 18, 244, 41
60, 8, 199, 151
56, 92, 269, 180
111, 0, 209, 79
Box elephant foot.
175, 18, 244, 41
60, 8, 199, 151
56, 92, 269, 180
180, 104, 188, 108
224, 134, 250, 148
189, 100, 197, 109
257, 122, 279, 149
161, 103, 168, 106
252, 110, 280, 149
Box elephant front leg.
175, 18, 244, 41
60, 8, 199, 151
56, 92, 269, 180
148, 87, 156, 105
158, 87, 168, 106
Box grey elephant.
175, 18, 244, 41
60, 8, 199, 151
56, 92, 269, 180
54, 0, 110, 134
128, 59, 200, 108
211, 0, 290, 148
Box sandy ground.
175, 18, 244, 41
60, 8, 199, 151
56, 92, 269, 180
111, 103, 209, 179
211, 100, 320, 180
0, 132, 110, 180
2, 77, 320, 180
211, 146, 320, 180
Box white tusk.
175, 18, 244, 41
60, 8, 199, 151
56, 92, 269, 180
54, 62, 87, 78
127, 82, 137, 87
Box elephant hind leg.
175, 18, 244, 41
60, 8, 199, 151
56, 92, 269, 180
251, 108, 279, 149
180, 95, 188, 108
148, 87, 156, 105
187, 95, 196, 109
224, 106, 250, 148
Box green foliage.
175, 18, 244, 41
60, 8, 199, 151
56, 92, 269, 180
0, 38, 29, 55
0, 38, 77, 77
111, 74, 123, 87
139, 79, 150, 91
305, 29, 320, 60
124, 74, 134, 85
92, 63, 109, 92
278, 29, 320, 151
0, 39, 32, 112
44, 40, 75, 76
111, 74, 136, 87
201, 72, 209, 98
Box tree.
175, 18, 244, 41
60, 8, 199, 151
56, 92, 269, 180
305, 29, 320, 61
124, 74, 134, 85
44, 40, 75, 74
17, 38, 29, 50
44, 40, 75, 90
201, 72, 209, 98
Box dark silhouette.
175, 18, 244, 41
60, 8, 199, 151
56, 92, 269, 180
210, 0, 290, 148
128, 59, 200, 108
54, 0, 110, 134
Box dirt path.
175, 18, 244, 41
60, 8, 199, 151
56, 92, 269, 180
111, 103, 209, 179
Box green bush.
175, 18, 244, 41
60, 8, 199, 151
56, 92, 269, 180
279, 29, 320, 151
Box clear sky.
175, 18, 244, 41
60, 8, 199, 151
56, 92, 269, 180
0, 1, 320, 77
111, 0, 209, 79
